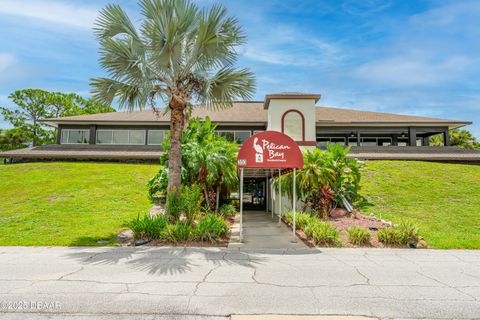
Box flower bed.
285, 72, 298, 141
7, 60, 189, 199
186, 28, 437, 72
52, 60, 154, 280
283, 211, 426, 248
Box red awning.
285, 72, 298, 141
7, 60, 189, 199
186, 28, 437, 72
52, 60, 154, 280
237, 131, 304, 170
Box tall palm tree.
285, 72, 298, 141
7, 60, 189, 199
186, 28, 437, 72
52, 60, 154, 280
91, 0, 255, 191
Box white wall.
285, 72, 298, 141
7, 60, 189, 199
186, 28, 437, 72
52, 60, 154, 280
266, 98, 317, 143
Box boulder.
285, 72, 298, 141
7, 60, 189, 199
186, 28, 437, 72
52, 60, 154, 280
117, 229, 134, 245
149, 205, 165, 217
330, 208, 348, 218
416, 239, 428, 249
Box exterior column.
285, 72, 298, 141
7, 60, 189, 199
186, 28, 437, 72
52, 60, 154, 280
443, 129, 451, 146
422, 136, 430, 146
89, 125, 97, 145
392, 135, 398, 146
56, 126, 62, 144
408, 127, 417, 146
356, 131, 361, 147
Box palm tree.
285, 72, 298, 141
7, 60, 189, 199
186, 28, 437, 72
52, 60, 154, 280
430, 129, 480, 150
91, 0, 255, 191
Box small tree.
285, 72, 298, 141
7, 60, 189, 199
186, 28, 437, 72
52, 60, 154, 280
0, 89, 115, 147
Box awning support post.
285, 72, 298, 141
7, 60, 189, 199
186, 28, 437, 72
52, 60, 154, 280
265, 175, 268, 213
270, 171, 274, 219
239, 168, 244, 242
292, 168, 297, 242
278, 169, 282, 224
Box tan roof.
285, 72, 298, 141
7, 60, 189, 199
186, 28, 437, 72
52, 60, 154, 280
44, 102, 267, 124
316, 106, 470, 125
43, 102, 470, 126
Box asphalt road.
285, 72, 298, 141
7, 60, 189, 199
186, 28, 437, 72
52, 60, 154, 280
0, 247, 479, 319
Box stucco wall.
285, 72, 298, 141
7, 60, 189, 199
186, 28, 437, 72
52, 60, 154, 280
266, 98, 317, 143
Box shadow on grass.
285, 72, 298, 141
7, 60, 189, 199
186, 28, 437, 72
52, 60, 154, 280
65, 246, 323, 276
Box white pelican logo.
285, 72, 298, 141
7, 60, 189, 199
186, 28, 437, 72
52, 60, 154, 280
253, 137, 263, 163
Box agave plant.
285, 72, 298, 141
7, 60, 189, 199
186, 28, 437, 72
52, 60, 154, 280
91, 0, 255, 191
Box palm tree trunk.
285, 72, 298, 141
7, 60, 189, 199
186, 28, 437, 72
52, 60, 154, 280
168, 106, 185, 191
215, 184, 220, 211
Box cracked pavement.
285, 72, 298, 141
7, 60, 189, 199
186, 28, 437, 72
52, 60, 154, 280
0, 247, 479, 319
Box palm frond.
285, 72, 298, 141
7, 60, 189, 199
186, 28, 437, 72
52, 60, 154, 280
199, 67, 256, 110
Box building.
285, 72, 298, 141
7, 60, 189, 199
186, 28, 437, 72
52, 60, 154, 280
2, 93, 479, 163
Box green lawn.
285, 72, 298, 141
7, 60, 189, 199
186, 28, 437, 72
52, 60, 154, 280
0, 162, 158, 246
1, 161, 479, 248
361, 161, 480, 249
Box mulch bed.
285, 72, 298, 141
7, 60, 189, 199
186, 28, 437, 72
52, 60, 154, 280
283, 212, 393, 248
330, 213, 391, 248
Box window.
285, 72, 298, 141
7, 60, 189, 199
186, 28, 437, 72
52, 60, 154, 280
316, 137, 346, 149
147, 130, 165, 145
360, 138, 377, 147
360, 137, 392, 147
216, 131, 251, 144
234, 131, 251, 144
60, 129, 90, 144
348, 137, 358, 146
282, 110, 304, 141
96, 130, 146, 145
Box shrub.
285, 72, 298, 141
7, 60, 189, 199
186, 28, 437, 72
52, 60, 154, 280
377, 228, 403, 245
161, 222, 196, 243
347, 227, 371, 245
284, 211, 294, 224
296, 213, 314, 230
147, 168, 168, 200
126, 214, 168, 240
196, 214, 229, 242
397, 221, 420, 244
285, 211, 314, 230
377, 221, 421, 246
304, 220, 341, 247
179, 184, 202, 225
219, 204, 237, 217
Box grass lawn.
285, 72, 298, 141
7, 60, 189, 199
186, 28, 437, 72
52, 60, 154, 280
361, 161, 480, 249
0, 162, 158, 246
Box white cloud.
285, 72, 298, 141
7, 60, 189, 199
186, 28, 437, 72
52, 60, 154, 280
341, 0, 392, 16
352, 55, 473, 86
0, 0, 98, 29
0, 53, 16, 72
241, 24, 345, 68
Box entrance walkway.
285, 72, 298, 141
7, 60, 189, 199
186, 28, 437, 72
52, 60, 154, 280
231, 210, 306, 248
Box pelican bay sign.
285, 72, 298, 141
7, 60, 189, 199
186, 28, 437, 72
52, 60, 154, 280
237, 131, 304, 169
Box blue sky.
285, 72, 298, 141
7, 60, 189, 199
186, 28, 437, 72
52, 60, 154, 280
1, 0, 479, 135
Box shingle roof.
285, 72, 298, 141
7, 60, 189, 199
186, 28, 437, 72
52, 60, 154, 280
315, 106, 470, 125
43, 102, 470, 125
44, 102, 267, 124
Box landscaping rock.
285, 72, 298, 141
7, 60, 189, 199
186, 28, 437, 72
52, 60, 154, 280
117, 229, 134, 245
330, 208, 348, 218
416, 239, 428, 249
149, 205, 165, 217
